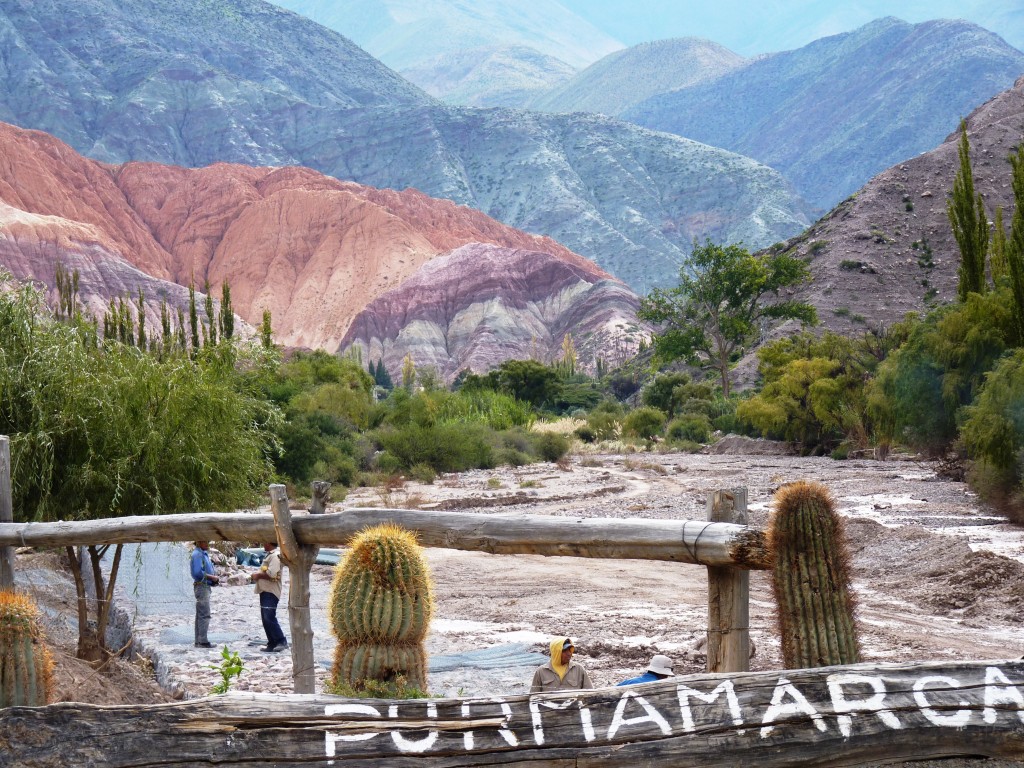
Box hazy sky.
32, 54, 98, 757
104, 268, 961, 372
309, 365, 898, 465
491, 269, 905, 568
556, 0, 1024, 55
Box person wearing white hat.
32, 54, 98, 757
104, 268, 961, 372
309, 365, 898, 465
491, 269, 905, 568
616, 654, 675, 686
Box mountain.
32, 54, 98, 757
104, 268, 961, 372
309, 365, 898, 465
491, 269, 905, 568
624, 18, 1024, 211
269, 0, 622, 71
766, 75, 1024, 336
529, 38, 745, 116
341, 243, 643, 379
0, 121, 644, 376
400, 45, 576, 108
0, 0, 812, 293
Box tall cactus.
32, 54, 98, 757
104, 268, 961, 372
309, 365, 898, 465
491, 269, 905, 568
0, 590, 54, 707
328, 524, 433, 690
768, 481, 861, 669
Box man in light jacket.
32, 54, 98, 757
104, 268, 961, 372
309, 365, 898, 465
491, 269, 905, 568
530, 636, 593, 693
251, 542, 288, 652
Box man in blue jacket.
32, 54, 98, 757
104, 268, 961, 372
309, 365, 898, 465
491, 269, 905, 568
190, 541, 220, 649
617, 654, 675, 686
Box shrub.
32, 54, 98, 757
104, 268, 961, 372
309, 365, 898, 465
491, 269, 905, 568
586, 411, 619, 441
621, 407, 667, 441
666, 413, 713, 444
574, 425, 597, 443
532, 431, 570, 462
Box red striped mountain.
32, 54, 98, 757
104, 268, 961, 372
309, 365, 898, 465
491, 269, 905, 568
341, 243, 643, 378
0, 121, 641, 368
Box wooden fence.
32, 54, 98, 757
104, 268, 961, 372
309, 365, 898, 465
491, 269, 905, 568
0, 484, 765, 693
4, 659, 1023, 766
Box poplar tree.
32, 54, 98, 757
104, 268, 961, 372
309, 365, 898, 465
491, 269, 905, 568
947, 120, 989, 300
990, 207, 1009, 284
1006, 145, 1024, 344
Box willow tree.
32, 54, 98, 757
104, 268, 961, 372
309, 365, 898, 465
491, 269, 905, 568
639, 240, 816, 397
0, 273, 280, 661
948, 120, 989, 301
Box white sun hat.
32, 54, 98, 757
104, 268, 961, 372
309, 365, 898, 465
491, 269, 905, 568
647, 654, 674, 676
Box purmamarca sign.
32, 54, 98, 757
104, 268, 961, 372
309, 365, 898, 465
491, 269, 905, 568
6, 660, 1023, 766
324, 662, 1024, 758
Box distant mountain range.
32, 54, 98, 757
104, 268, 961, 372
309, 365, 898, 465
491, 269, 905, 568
0, 121, 642, 375
269, 0, 621, 104
622, 17, 1024, 211
769, 75, 1024, 336
400, 45, 576, 107
271, 0, 621, 70
0, 0, 811, 293
528, 38, 745, 116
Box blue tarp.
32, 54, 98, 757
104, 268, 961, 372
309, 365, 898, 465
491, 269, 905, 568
236, 547, 343, 567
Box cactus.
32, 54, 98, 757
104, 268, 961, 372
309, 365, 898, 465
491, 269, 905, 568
331, 642, 427, 689
768, 481, 860, 669
328, 524, 433, 690
0, 590, 54, 707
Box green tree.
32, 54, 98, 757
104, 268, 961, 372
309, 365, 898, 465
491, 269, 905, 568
488, 359, 561, 408
0, 273, 279, 660
948, 120, 989, 301
260, 310, 273, 349
1007, 145, 1024, 344
991, 206, 1009, 285
219, 282, 234, 340
638, 240, 816, 397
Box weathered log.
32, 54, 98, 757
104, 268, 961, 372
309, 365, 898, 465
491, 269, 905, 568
706, 488, 750, 674
0, 510, 771, 568
3, 660, 1023, 766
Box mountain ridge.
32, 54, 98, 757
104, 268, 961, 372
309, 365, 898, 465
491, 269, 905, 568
624, 17, 1024, 211
0, 0, 812, 293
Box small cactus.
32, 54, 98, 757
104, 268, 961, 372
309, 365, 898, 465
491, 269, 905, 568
768, 481, 860, 669
328, 524, 433, 690
0, 590, 54, 707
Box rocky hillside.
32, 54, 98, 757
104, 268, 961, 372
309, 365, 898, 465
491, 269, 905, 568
529, 38, 745, 117
0, 121, 641, 368
341, 243, 644, 378
400, 45, 576, 107
270, 0, 621, 71
0, 0, 811, 294
624, 18, 1024, 211
768, 75, 1024, 336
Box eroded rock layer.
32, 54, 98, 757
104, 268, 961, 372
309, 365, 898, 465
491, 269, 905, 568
341, 243, 644, 379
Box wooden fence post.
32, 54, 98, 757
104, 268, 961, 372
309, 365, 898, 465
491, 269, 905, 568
0, 436, 13, 589
706, 488, 749, 673
269, 485, 320, 694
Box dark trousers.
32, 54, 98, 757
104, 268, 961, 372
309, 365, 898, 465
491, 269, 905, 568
194, 582, 211, 644
259, 591, 286, 647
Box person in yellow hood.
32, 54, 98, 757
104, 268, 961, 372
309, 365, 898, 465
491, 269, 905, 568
530, 636, 594, 693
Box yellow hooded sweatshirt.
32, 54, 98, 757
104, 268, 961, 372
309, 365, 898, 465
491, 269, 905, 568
549, 636, 571, 680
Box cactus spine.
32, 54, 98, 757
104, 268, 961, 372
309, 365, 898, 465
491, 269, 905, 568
328, 524, 432, 690
0, 590, 54, 707
768, 481, 860, 669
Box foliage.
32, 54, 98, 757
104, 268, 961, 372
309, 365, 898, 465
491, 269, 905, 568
947, 120, 988, 301
638, 239, 816, 396
0, 273, 279, 658
867, 292, 1015, 454
738, 330, 902, 450
1007, 145, 1024, 344
666, 414, 713, 444
210, 645, 244, 694
621, 407, 667, 441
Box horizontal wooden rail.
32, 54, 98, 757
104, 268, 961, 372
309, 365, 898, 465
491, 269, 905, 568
4, 660, 1023, 766
0, 508, 771, 568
